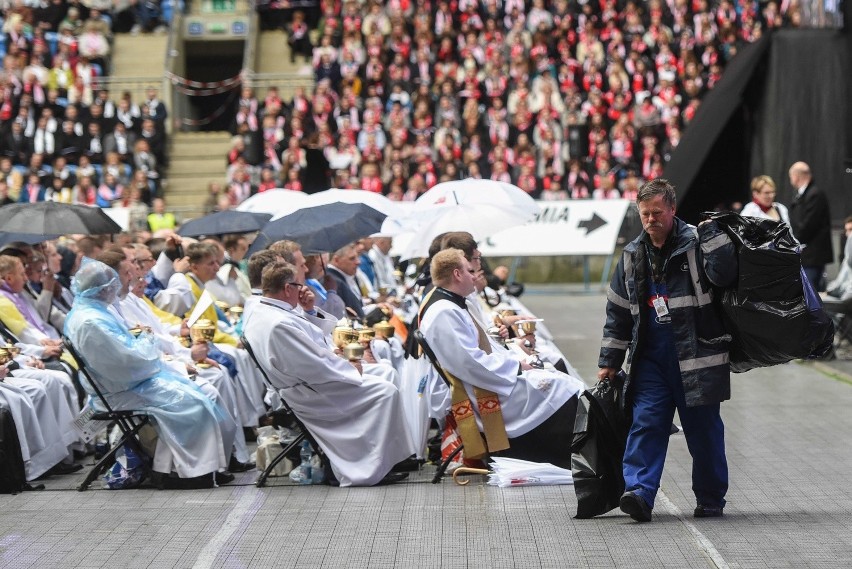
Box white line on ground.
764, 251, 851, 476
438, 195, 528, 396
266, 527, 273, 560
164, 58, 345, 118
192, 488, 256, 569
657, 491, 730, 569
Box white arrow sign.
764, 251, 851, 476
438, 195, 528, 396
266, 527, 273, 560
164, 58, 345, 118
477, 199, 631, 256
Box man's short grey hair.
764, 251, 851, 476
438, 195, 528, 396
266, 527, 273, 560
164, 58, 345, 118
637, 178, 676, 207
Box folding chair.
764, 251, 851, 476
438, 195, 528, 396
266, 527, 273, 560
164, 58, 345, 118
239, 335, 328, 488
412, 330, 466, 484
63, 338, 155, 492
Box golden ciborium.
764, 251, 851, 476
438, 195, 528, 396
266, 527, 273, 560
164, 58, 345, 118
518, 320, 538, 337
0, 347, 11, 366
228, 306, 244, 325
373, 319, 395, 340
215, 300, 230, 312
332, 325, 359, 350
342, 340, 365, 361
190, 319, 217, 368
357, 327, 375, 344
4, 344, 21, 359
128, 327, 144, 337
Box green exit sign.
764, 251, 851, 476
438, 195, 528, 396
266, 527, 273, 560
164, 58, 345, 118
208, 22, 227, 33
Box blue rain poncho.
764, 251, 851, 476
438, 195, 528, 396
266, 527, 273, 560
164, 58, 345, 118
65, 260, 235, 478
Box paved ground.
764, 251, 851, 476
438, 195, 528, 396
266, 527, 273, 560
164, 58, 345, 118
2, 286, 852, 568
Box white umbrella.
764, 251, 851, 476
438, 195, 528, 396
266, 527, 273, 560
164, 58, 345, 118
414, 178, 540, 217
235, 189, 313, 218
307, 189, 405, 219
392, 179, 541, 259
486, 457, 574, 487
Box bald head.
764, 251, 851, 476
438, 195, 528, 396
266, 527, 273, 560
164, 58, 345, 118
788, 161, 812, 188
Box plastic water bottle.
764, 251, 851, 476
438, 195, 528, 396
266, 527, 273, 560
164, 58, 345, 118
298, 440, 312, 485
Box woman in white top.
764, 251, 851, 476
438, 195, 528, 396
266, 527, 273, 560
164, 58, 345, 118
740, 175, 792, 229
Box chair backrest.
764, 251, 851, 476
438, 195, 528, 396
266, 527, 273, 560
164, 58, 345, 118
239, 334, 297, 417
62, 337, 118, 416
413, 329, 452, 387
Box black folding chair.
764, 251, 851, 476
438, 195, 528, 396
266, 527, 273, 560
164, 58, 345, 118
239, 335, 328, 487
63, 338, 155, 492
412, 330, 466, 484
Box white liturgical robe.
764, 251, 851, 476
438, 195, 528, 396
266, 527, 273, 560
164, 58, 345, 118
244, 297, 416, 486
419, 290, 586, 438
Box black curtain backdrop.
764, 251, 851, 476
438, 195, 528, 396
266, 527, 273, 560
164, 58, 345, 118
666, 34, 771, 223
750, 30, 848, 221
665, 30, 849, 225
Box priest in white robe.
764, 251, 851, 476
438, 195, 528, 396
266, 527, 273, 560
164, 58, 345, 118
419, 249, 586, 468
243, 261, 416, 487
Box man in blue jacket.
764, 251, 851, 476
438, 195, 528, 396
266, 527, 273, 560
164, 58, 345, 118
598, 179, 738, 522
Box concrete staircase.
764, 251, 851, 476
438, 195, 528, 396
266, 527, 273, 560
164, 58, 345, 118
255, 30, 314, 99
109, 33, 169, 104
164, 131, 232, 214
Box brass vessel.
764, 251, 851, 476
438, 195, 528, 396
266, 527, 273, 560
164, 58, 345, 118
332, 326, 359, 349
342, 341, 365, 361
357, 328, 376, 343
373, 319, 395, 339
518, 320, 538, 336
190, 319, 217, 344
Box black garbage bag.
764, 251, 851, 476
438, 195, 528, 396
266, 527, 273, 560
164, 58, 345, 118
571, 371, 629, 519
702, 211, 835, 372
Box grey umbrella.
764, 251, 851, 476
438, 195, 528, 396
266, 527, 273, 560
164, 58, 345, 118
177, 210, 272, 237
248, 202, 387, 255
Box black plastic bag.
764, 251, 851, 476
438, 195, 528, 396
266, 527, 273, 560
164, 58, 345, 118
571, 371, 629, 519
702, 211, 835, 372
0, 407, 27, 494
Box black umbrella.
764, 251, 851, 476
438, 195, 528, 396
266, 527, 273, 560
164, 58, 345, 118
248, 202, 387, 255
0, 202, 122, 235
177, 210, 272, 237
0, 232, 61, 249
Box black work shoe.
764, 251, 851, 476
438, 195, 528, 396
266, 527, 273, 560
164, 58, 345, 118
228, 457, 256, 472
47, 462, 84, 476
391, 456, 422, 472
694, 504, 724, 518
620, 491, 653, 522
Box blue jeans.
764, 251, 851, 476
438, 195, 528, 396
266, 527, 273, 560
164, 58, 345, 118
623, 310, 728, 509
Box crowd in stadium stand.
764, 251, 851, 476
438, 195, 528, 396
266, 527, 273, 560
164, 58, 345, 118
235, 0, 806, 206
0, 1, 172, 231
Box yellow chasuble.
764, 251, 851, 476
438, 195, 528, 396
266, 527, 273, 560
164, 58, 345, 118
186, 276, 238, 346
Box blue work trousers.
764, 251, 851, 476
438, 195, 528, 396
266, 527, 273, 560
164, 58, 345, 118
623, 307, 728, 510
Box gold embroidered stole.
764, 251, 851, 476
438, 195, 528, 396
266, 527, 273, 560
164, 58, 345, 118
419, 288, 510, 459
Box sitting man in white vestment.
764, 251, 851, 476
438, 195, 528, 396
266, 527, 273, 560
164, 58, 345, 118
64, 259, 239, 487
419, 249, 586, 469
243, 261, 415, 486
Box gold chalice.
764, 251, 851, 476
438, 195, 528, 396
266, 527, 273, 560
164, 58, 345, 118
0, 347, 10, 366
215, 300, 230, 312
343, 340, 365, 361
128, 327, 143, 337
190, 319, 216, 368
519, 320, 538, 336
357, 328, 376, 344
373, 319, 395, 340
4, 344, 21, 358
332, 326, 358, 350
228, 306, 244, 325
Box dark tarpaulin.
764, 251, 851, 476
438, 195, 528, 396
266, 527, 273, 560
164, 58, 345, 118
664, 34, 772, 223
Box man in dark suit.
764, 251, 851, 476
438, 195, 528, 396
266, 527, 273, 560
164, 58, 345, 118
326, 244, 365, 318
788, 161, 833, 292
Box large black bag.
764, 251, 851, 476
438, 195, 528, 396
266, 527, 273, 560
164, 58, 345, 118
703, 211, 835, 372
0, 406, 27, 494
571, 371, 629, 519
